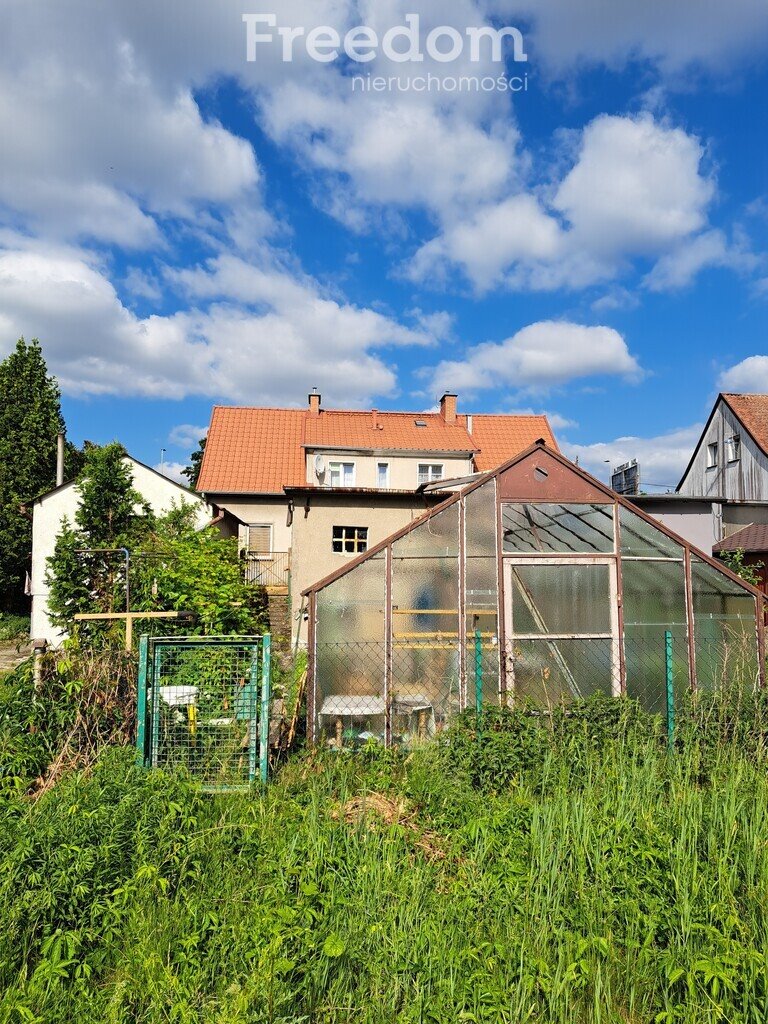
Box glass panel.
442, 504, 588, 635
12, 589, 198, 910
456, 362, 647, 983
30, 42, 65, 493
509, 563, 611, 635
622, 559, 689, 711
691, 556, 759, 690
619, 506, 684, 559
511, 637, 614, 705
502, 503, 615, 554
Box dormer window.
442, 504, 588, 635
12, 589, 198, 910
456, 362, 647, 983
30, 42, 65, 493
418, 463, 443, 485
329, 461, 355, 487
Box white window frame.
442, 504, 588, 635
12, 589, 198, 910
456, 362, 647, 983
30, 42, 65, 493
503, 556, 621, 697
725, 434, 741, 463
332, 525, 368, 556
246, 523, 273, 558
417, 462, 444, 485
706, 442, 719, 469
328, 461, 356, 487
376, 461, 390, 489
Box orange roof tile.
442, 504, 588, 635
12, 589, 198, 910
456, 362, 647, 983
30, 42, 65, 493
722, 394, 768, 455
470, 414, 558, 470
197, 404, 558, 494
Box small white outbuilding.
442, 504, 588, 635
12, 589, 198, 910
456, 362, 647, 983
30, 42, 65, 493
30, 455, 232, 646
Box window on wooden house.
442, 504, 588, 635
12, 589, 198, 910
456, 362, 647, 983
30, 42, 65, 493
707, 442, 719, 469
726, 434, 741, 462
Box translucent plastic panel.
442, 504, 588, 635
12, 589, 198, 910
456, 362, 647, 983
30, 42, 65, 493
502, 503, 614, 554
315, 555, 385, 707
393, 503, 459, 558
316, 554, 385, 643
691, 555, 759, 690
510, 637, 614, 705
619, 506, 684, 559
465, 478, 497, 557
509, 563, 611, 636
391, 641, 461, 737
466, 556, 498, 636
621, 559, 689, 710
392, 555, 459, 637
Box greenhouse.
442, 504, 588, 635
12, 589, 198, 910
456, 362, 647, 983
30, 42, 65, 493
303, 443, 765, 747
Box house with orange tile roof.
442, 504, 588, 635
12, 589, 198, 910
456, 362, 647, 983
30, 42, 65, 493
197, 391, 558, 642
629, 394, 768, 586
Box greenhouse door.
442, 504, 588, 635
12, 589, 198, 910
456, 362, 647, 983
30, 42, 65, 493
503, 558, 621, 703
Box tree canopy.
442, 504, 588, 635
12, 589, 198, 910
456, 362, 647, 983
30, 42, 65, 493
0, 338, 80, 611
47, 446, 265, 646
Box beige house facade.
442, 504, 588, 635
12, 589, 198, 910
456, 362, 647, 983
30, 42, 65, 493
197, 392, 558, 644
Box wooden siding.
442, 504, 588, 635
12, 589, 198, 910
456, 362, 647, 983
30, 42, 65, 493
678, 398, 768, 501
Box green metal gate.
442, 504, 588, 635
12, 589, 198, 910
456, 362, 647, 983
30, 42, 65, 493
136, 635, 272, 788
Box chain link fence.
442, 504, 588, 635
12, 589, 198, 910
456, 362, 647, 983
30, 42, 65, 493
311, 628, 761, 747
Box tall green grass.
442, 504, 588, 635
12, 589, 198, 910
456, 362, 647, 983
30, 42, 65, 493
2, 700, 768, 1023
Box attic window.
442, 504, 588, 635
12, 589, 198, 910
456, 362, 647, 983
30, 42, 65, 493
726, 434, 741, 463
414, 419, 427, 427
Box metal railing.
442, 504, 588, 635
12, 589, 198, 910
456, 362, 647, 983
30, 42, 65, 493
243, 551, 290, 587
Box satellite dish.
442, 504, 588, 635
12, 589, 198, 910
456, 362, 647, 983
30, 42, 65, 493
314, 454, 326, 477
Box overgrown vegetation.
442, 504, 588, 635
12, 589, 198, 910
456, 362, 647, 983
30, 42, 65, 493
3, 691, 768, 1021
721, 546, 764, 588
47, 444, 267, 646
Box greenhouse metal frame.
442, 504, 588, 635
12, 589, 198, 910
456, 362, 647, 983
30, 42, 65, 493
303, 443, 765, 747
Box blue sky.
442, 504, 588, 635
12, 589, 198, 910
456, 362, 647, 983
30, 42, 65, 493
0, 2, 767, 490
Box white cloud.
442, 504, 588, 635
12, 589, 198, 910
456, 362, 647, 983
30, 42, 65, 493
489, 0, 768, 75
427, 321, 641, 395
562, 424, 704, 491
408, 113, 721, 293
0, 29, 260, 247
0, 243, 437, 405
553, 114, 714, 257
169, 424, 208, 450
409, 194, 562, 292
718, 356, 768, 393
644, 229, 758, 291
154, 461, 189, 485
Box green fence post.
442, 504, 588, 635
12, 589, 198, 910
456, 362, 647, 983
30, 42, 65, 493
475, 629, 483, 718
665, 630, 675, 752
260, 634, 272, 785
151, 644, 162, 768
247, 645, 260, 784
136, 635, 149, 765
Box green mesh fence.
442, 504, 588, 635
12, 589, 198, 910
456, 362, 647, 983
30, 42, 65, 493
137, 635, 271, 788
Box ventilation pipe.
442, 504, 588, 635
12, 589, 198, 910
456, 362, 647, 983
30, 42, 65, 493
56, 433, 65, 487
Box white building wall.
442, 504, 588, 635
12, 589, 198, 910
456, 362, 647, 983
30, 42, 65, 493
31, 458, 213, 645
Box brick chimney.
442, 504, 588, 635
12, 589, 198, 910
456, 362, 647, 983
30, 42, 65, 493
439, 392, 457, 424
308, 389, 321, 416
